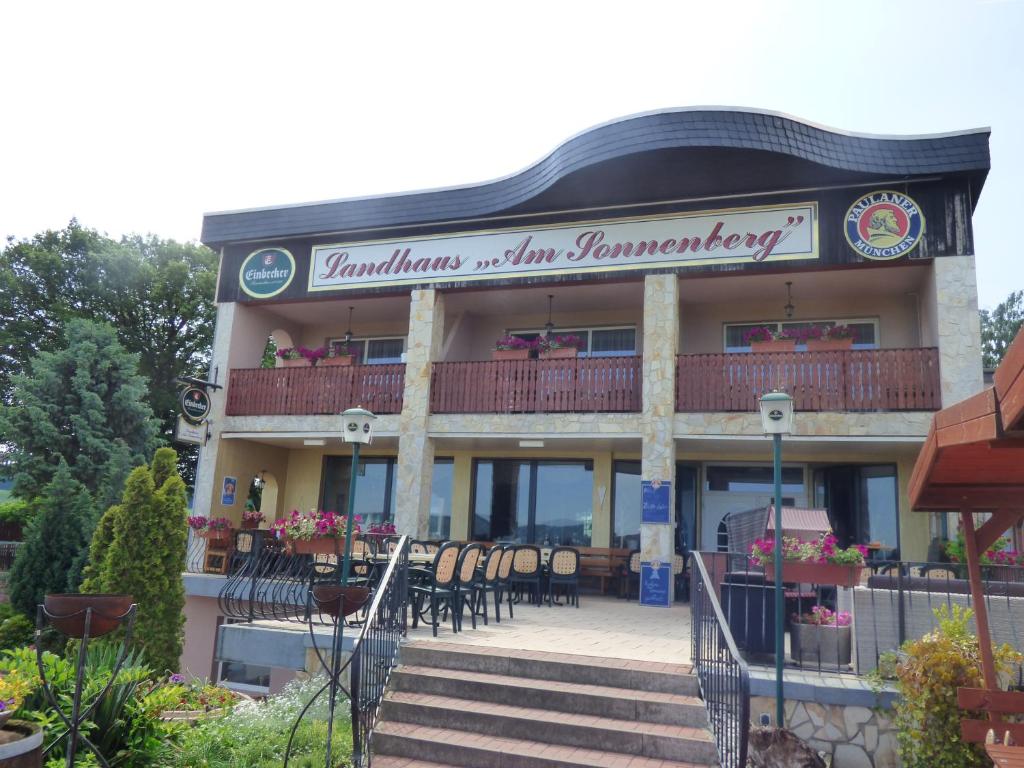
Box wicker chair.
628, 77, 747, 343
496, 546, 516, 620
510, 545, 543, 607
410, 541, 460, 637
548, 546, 580, 607
453, 543, 484, 630
472, 545, 505, 625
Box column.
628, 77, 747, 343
395, 289, 445, 538
640, 274, 680, 603
930, 255, 984, 406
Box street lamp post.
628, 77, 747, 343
339, 406, 377, 585
758, 390, 794, 728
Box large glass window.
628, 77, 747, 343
705, 465, 804, 494
327, 336, 405, 364
612, 461, 641, 550
320, 456, 396, 528
429, 459, 454, 539
724, 319, 878, 353
217, 619, 271, 694
813, 464, 899, 558
507, 326, 636, 357
472, 459, 592, 545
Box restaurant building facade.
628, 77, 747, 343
188, 108, 989, 653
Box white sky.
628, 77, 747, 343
1, 0, 1021, 308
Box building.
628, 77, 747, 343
182, 107, 989, 689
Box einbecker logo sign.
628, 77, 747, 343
239, 247, 296, 298
844, 190, 925, 261
308, 203, 818, 292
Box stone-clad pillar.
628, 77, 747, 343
640, 274, 679, 603
395, 289, 445, 538
931, 255, 984, 406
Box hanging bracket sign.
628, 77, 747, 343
180, 386, 211, 425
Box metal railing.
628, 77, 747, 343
0, 541, 23, 571
691, 551, 750, 768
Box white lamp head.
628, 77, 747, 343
759, 390, 794, 435
341, 406, 377, 445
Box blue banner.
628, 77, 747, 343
641, 480, 671, 524
221, 476, 237, 506
640, 561, 671, 607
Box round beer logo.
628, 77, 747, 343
180, 387, 211, 424
239, 247, 295, 298
844, 190, 924, 260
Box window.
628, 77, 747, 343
813, 464, 899, 558
216, 619, 271, 694
705, 465, 804, 494
472, 459, 593, 545
327, 336, 405, 364
724, 319, 878, 353
508, 326, 636, 357
612, 460, 641, 550
429, 459, 454, 539
320, 456, 397, 528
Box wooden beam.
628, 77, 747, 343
913, 486, 1024, 511
977, 509, 1024, 555
962, 510, 1000, 699
962, 720, 1024, 744
959, 687, 1024, 714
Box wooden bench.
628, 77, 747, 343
958, 687, 1024, 766
576, 547, 631, 594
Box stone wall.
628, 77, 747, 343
750, 696, 898, 768
929, 255, 984, 406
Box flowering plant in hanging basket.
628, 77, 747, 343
751, 534, 867, 587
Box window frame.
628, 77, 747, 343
722, 317, 880, 353
326, 335, 406, 364
508, 324, 638, 357
215, 618, 272, 695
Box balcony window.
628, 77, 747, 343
429, 459, 454, 539
327, 336, 405, 364
508, 326, 636, 357
320, 456, 397, 528
724, 319, 878, 353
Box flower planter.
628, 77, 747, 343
159, 690, 251, 723
492, 349, 531, 361
319, 355, 355, 367
286, 537, 346, 556
199, 529, 233, 548
539, 347, 579, 359
278, 357, 309, 368
764, 561, 863, 588
43, 594, 134, 639
312, 584, 372, 618
806, 338, 854, 352
0, 721, 43, 767
750, 339, 797, 353
240, 520, 260, 530
790, 622, 852, 667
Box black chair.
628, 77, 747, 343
472, 545, 504, 625
453, 543, 484, 630
410, 541, 460, 637
496, 546, 516, 621
622, 550, 641, 600
547, 546, 581, 607
510, 545, 543, 606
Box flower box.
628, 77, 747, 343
319, 354, 356, 367
539, 347, 578, 359
279, 357, 309, 368
286, 537, 345, 556
750, 339, 797, 353
764, 561, 863, 588
806, 338, 854, 352
241, 519, 260, 530
159, 690, 251, 723
492, 348, 531, 361
199, 529, 233, 548
790, 622, 852, 667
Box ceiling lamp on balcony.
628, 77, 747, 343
344, 306, 355, 343
784, 281, 795, 319
544, 294, 555, 337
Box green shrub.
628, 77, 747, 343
0, 614, 33, 650
893, 605, 1022, 768
0, 499, 30, 526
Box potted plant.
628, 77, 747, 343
0, 670, 32, 728
319, 341, 358, 367
790, 605, 852, 667
364, 520, 396, 546
537, 334, 584, 359
743, 326, 796, 353
153, 674, 247, 723
189, 515, 233, 547
806, 324, 857, 351
271, 509, 361, 556
492, 335, 534, 361
750, 533, 867, 587
241, 506, 265, 530
0, 720, 43, 765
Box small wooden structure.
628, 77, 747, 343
909, 326, 1024, 763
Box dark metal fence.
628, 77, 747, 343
0, 541, 22, 571
691, 551, 750, 768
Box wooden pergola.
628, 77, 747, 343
909, 327, 1024, 761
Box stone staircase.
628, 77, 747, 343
372, 642, 719, 768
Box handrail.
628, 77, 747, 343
690, 551, 750, 768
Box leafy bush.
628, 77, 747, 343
169, 675, 352, 768
0, 499, 30, 526
892, 605, 1022, 768
0, 613, 34, 650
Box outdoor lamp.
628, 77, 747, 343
759, 390, 794, 435
341, 406, 376, 445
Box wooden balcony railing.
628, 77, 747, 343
225, 364, 405, 416
676, 348, 941, 412
430, 356, 642, 414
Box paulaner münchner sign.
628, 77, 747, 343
309, 202, 818, 292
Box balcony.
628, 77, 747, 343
225, 364, 406, 416
430, 356, 642, 414
676, 348, 941, 412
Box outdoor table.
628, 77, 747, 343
987, 743, 1024, 767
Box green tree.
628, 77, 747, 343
0, 318, 158, 501
8, 461, 91, 617
85, 447, 188, 673
981, 290, 1024, 369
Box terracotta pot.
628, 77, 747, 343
0, 721, 43, 767
319, 355, 355, 367
312, 584, 372, 618
492, 348, 531, 361
764, 561, 863, 588
750, 339, 797, 353
790, 622, 852, 667
43, 594, 134, 639
199, 529, 233, 547
539, 347, 579, 359
806, 338, 854, 351
241, 520, 260, 530
286, 537, 345, 556
279, 357, 309, 367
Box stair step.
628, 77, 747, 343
401, 642, 697, 695
372, 758, 462, 768
391, 666, 705, 726
382, 691, 715, 763
374, 722, 717, 768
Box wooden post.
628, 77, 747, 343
960, 509, 1000, 703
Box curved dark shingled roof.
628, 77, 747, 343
201, 107, 990, 246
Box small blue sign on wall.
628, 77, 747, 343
221, 476, 237, 506
641, 480, 671, 524
640, 561, 671, 607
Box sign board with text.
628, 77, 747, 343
641, 480, 671, 524
640, 561, 671, 607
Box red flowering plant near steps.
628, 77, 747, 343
749, 533, 868, 567
271, 509, 362, 541
793, 605, 852, 627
